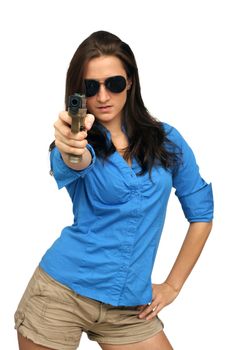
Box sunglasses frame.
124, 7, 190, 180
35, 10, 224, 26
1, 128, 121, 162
84, 75, 127, 97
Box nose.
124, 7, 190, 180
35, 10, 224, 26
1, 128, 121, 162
96, 83, 110, 103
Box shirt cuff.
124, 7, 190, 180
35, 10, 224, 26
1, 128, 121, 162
178, 183, 214, 222
50, 144, 96, 189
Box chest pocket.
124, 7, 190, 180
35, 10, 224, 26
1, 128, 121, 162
85, 157, 132, 205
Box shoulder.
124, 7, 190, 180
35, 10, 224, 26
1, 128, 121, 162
161, 122, 185, 147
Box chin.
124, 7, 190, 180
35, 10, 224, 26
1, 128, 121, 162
96, 114, 116, 123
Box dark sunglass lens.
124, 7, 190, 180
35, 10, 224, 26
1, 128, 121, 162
84, 80, 100, 97
106, 76, 126, 93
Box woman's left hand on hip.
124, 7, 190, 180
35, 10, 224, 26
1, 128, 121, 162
137, 283, 179, 320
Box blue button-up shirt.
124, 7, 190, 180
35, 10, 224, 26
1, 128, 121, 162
40, 123, 214, 306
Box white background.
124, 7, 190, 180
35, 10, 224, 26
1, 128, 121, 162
0, 0, 232, 349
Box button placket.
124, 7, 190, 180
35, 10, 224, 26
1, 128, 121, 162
106, 158, 143, 304
115, 175, 142, 303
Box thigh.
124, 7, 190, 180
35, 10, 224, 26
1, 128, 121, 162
18, 332, 53, 350
99, 330, 173, 350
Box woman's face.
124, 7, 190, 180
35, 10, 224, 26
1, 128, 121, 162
83, 55, 131, 128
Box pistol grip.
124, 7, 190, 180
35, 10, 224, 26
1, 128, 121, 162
68, 109, 86, 163
68, 154, 82, 163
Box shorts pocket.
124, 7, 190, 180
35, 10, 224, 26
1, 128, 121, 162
36, 268, 78, 305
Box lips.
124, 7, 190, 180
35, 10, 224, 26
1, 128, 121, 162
97, 105, 112, 112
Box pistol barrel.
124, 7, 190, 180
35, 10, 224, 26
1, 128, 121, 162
68, 94, 87, 163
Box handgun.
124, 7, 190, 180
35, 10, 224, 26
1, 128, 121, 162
68, 93, 87, 163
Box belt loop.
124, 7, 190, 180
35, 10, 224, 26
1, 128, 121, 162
95, 302, 106, 323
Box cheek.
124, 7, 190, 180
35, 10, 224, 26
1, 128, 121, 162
116, 91, 128, 109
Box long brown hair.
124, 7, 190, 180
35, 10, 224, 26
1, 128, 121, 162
62, 31, 180, 175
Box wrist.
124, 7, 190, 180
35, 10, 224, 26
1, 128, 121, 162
164, 280, 182, 293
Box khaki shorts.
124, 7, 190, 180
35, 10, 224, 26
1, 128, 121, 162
14, 267, 163, 350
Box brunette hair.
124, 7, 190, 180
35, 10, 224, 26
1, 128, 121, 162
54, 31, 180, 175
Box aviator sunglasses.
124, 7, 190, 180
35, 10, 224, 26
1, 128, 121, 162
84, 75, 127, 97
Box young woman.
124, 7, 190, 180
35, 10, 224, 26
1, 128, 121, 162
15, 30, 214, 350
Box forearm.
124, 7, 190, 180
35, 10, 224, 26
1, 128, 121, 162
165, 221, 213, 292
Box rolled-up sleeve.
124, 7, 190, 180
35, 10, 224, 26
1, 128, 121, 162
177, 183, 213, 222
50, 144, 96, 189
165, 124, 214, 222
